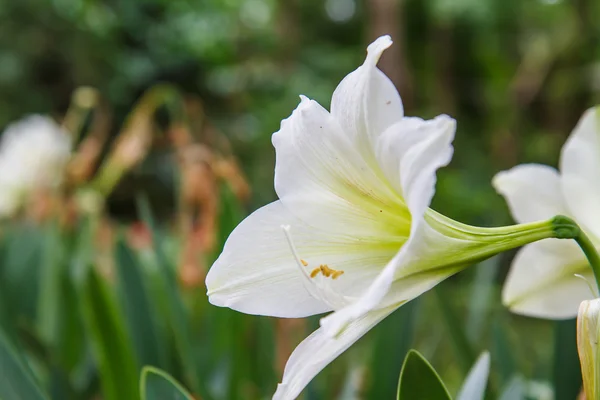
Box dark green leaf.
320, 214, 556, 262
77, 267, 139, 400
0, 327, 48, 400
368, 299, 419, 399
397, 350, 452, 400
435, 285, 476, 374
114, 237, 164, 369
553, 319, 581, 400
136, 195, 211, 400
140, 366, 193, 400
491, 316, 516, 387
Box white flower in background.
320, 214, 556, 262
493, 106, 600, 319
206, 36, 566, 400
0, 115, 71, 217
577, 298, 600, 400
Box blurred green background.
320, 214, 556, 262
1, 0, 599, 399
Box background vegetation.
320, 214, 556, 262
0, 0, 599, 399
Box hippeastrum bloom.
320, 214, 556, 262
577, 298, 600, 400
493, 106, 600, 319
0, 115, 71, 217
206, 36, 575, 399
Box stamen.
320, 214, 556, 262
301, 259, 308, 266
281, 225, 328, 302
332, 270, 344, 280
316, 264, 344, 280
281, 225, 350, 310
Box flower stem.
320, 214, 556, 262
574, 229, 600, 294
552, 215, 600, 293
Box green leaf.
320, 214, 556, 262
114, 237, 164, 369
36, 221, 66, 347
491, 316, 516, 387
140, 367, 194, 400
368, 299, 419, 399
36, 223, 86, 374
0, 327, 49, 400
553, 319, 581, 400
0, 224, 44, 323
76, 267, 139, 400
435, 285, 476, 374
466, 258, 499, 341
397, 350, 452, 400
136, 195, 210, 400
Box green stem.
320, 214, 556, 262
574, 229, 600, 294
552, 215, 600, 294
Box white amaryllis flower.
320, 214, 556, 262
0, 115, 72, 217
577, 298, 600, 400
207, 36, 568, 399
493, 106, 600, 319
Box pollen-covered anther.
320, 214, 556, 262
309, 264, 344, 280
331, 270, 344, 280
300, 259, 308, 266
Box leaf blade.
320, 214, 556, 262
397, 350, 452, 400
0, 327, 49, 400
140, 366, 194, 400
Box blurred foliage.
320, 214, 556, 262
0, 0, 599, 399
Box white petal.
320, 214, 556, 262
560, 107, 600, 239
456, 352, 490, 400
502, 239, 594, 319
272, 305, 397, 400
330, 35, 404, 151
206, 201, 397, 318
320, 116, 455, 335
492, 164, 568, 224
272, 95, 409, 241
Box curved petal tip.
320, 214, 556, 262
365, 35, 393, 66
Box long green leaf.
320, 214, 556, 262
435, 285, 476, 374
397, 350, 452, 400
553, 319, 581, 400
140, 366, 194, 400
77, 267, 139, 400
36, 221, 65, 347
491, 316, 516, 387
368, 299, 419, 399
0, 327, 48, 400
1, 224, 43, 323
114, 237, 164, 369
136, 195, 210, 400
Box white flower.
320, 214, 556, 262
577, 298, 600, 400
493, 106, 600, 319
0, 115, 72, 217
207, 36, 565, 399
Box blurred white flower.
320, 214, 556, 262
207, 36, 567, 400
577, 298, 600, 400
493, 106, 600, 319
0, 115, 71, 217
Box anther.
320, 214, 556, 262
332, 271, 344, 280
301, 259, 308, 267
310, 267, 321, 278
